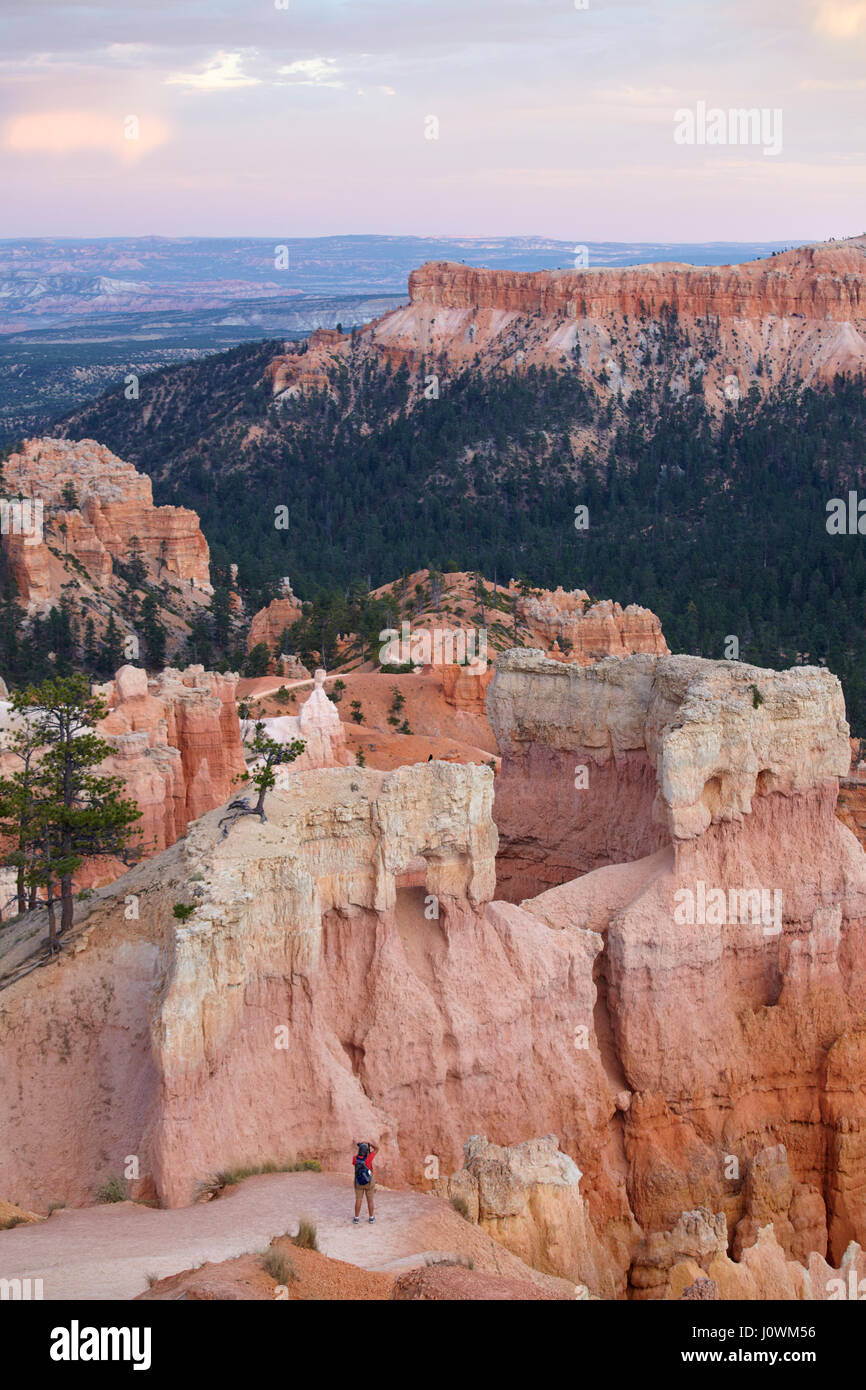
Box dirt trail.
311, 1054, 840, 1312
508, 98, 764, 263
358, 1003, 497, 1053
0, 1171, 567, 1301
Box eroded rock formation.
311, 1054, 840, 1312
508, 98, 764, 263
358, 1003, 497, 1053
1, 438, 211, 609
516, 590, 669, 664
245, 594, 304, 656
488, 650, 866, 1281
99, 664, 246, 855
487, 649, 850, 897
434, 1134, 625, 1297
261, 669, 352, 772
2, 647, 864, 1303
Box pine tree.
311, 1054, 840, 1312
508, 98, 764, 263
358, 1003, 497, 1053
141, 594, 167, 669
101, 614, 123, 676
3, 676, 141, 946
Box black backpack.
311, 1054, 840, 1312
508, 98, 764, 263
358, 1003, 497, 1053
354, 1155, 371, 1185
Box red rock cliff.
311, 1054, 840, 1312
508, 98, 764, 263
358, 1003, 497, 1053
99, 664, 246, 856
358, 238, 866, 406
1, 438, 212, 608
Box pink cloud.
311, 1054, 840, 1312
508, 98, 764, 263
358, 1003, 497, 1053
3, 109, 169, 159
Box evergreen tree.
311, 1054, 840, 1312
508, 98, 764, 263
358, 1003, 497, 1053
141, 593, 167, 669
1, 676, 141, 946
101, 614, 124, 676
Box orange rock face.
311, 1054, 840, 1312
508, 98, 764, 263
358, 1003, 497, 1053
441, 662, 494, 714
246, 595, 304, 654
265, 328, 349, 398
517, 589, 669, 664
99, 664, 246, 856
357, 239, 866, 407
1, 438, 211, 609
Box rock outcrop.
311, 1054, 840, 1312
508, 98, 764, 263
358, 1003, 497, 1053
489, 649, 866, 1278
260, 669, 352, 773
245, 594, 304, 656
440, 661, 494, 714
99, 664, 246, 855
434, 1134, 626, 1297
656, 1211, 866, 1301
1, 438, 212, 608
488, 649, 850, 898
516, 590, 669, 664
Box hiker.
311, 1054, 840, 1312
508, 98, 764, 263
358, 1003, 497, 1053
352, 1140, 378, 1223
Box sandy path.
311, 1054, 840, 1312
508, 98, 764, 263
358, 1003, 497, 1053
0, 1171, 557, 1301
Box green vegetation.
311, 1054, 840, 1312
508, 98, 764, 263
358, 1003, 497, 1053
52, 342, 866, 731
96, 1176, 127, 1204
0, 676, 141, 944
196, 1158, 322, 1201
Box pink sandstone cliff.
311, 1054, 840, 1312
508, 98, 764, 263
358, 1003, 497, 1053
2, 651, 864, 1301
99, 664, 246, 855
487, 650, 866, 1285
1, 438, 211, 609
516, 589, 669, 664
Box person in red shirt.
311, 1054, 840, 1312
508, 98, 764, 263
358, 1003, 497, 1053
352, 1140, 379, 1223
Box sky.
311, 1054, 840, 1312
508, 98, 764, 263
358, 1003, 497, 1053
0, 0, 864, 241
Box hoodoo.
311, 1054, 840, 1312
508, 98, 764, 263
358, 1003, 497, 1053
2, 649, 863, 1300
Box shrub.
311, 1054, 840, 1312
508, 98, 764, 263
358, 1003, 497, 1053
292, 1218, 319, 1251
195, 1159, 321, 1201
173, 903, 195, 921
262, 1248, 297, 1285
96, 1176, 127, 1204
449, 1194, 472, 1222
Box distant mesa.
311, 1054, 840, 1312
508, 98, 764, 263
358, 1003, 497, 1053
261, 237, 866, 409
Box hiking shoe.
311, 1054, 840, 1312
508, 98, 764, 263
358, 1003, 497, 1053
369, 1216, 375, 1223
353, 1217, 359, 1224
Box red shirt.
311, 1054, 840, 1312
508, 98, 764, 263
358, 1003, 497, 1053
354, 1152, 374, 1173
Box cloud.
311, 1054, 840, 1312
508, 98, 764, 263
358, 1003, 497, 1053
278, 57, 342, 87
800, 76, 866, 88
165, 50, 261, 92
2, 108, 169, 157
812, 1, 866, 36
